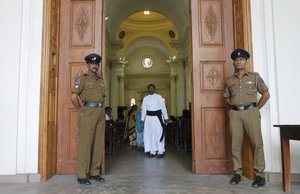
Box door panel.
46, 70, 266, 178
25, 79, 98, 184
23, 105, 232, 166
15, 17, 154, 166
57, 0, 105, 174
191, 0, 234, 174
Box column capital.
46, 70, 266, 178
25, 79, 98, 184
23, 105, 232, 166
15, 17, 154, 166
166, 56, 178, 65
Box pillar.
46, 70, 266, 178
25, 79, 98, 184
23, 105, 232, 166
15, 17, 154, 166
177, 59, 185, 116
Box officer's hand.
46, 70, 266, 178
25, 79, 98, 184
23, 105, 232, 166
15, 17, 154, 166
140, 120, 144, 126
165, 119, 169, 125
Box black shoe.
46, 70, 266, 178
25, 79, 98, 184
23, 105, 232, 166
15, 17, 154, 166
145, 152, 150, 156
156, 154, 164, 158
230, 174, 241, 185
148, 153, 156, 158
77, 178, 91, 185
252, 176, 265, 187
89, 175, 105, 182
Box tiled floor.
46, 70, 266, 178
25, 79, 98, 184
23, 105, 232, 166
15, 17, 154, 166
0, 145, 299, 194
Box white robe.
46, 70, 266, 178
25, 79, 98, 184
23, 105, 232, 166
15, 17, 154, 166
141, 93, 168, 154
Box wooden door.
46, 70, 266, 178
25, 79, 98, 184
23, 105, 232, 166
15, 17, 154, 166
191, 0, 234, 174
39, 0, 60, 180
57, 0, 105, 174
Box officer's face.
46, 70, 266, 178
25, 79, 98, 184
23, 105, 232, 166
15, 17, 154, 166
148, 86, 155, 95
88, 62, 100, 73
233, 57, 247, 70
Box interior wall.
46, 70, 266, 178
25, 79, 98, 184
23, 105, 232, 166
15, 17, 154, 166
251, 0, 300, 173
0, 0, 43, 175
125, 47, 170, 75
124, 46, 171, 111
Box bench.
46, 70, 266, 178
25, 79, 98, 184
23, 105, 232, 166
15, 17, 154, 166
273, 125, 300, 192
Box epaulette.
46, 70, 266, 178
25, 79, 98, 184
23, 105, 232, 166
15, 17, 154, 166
227, 74, 235, 80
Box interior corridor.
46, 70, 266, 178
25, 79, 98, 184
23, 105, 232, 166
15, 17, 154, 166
1, 145, 299, 194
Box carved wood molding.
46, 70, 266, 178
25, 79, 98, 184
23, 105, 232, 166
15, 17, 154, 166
204, 5, 219, 39
76, 7, 90, 41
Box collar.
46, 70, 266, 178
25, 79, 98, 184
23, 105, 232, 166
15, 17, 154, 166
233, 70, 249, 78
87, 71, 100, 79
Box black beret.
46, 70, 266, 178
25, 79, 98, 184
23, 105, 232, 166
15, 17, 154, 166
231, 49, 250, 60
84, 53, 102, 64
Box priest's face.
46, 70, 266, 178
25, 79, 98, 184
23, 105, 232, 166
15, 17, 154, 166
148, 85, 155, 95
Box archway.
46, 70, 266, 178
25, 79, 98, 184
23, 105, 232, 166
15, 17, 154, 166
39, 0, 254, 180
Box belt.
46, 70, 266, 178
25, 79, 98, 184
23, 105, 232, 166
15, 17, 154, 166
146, 110, 166, 142
146, 110, 162, 116
231, 103, 256, 111
83, 102, 102, 107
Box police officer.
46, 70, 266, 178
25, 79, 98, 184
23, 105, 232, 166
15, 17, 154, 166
71, 53, 106, 185
224, 49, 270, 187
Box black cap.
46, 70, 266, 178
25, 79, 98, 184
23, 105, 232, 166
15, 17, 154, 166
231, 49, 250, 60
84, 53, 102, 64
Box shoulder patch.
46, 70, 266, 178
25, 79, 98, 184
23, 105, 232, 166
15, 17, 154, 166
75, 77, 81, 85
259, 77, 265, 84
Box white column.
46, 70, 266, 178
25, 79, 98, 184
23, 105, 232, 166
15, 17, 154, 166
170, 74, 177, 116
177, 59, 185, 116
110, 61, 119, 119
116, 62, 126, 106
167, 60, 178, 117
118, 75, 125, 106
184, 57, 191, 110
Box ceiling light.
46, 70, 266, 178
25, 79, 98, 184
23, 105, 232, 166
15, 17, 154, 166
143, 10, 150, 15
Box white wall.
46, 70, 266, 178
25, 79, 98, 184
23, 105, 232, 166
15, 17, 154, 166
251, 0, 300, 173
0, 0, 43, 175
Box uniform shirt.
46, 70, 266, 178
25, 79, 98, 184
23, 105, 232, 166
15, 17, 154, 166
71, 72, 105, 103
223, 71, 268, 106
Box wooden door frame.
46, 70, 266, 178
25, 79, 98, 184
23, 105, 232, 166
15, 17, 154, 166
39, 0, 60, 181
232, 0, 255, 179
38, 0, 254, 181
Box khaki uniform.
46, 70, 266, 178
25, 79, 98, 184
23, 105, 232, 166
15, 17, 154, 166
72, 72, 105, 179
224, 71, 268, 177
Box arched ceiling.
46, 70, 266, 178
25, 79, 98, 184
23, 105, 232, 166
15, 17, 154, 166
106, 0, 190, 60
122, 11, 174, 31
124, 36, 170, 57
106, 0, 190, 39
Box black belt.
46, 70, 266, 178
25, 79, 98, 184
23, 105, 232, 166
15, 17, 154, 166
146, 110, 166, 142
231, 103, 256, 111
83, 102, 102, 107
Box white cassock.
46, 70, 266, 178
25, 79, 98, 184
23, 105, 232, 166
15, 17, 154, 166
141, 93, 168, 154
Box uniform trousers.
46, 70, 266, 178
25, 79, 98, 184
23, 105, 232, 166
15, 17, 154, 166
77, 106, 105, 179
229, 107, 265, 177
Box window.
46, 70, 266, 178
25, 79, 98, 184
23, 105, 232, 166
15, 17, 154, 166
141, 57, 153, 69
130, 98, 136, 107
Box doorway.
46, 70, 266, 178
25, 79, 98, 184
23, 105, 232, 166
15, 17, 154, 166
39, 0, 254, 180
